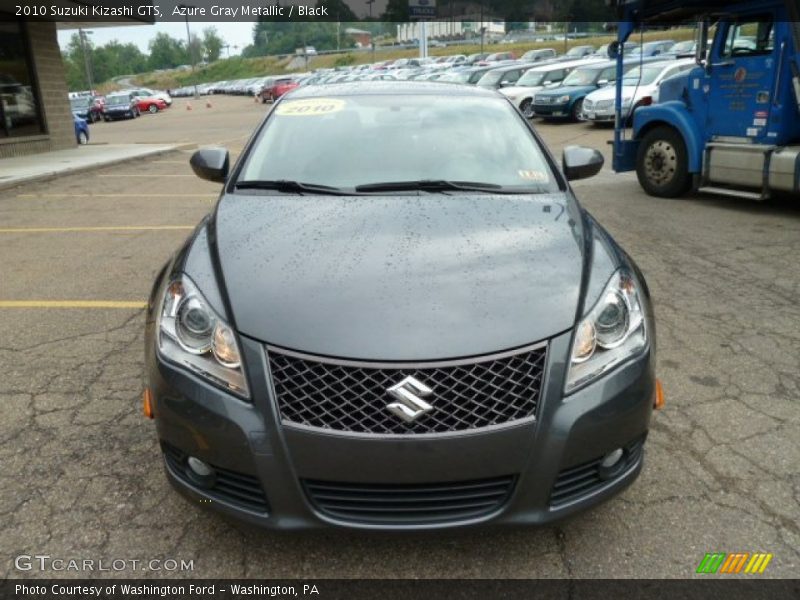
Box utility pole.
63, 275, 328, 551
177, 4, 198, 99
78, 29, 94, 92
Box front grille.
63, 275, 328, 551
267, 344, 547, 435
162, 442, 269, 514
304, 476, 516, 525
550, 437, 645, 508
535, 95, 553, 104
591, 99, 614, 111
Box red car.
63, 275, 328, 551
260, 78, 299, 103
135, 95, 168, 114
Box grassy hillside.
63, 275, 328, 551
128, 28, 696, 90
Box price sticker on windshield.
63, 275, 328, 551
275, 98, 345, 116
518, 170, 549, 183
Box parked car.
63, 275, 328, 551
73, 114, 89, 144
135, 95, 168, 114
465, 52, 489, 65
476, 63, 538, 90
129, 88, 172, 106
500, 59, 605, 118
260, 78, 299, 103
592, 42, 640, 58
582, 59, 696, 124
146, 83, 656, 531
102, 92, 140, 121
69, 96, 103, 123
628, 40, 675, 57
520, 48, 558, 62
436, 66, 492, 85
563, 45, 596, 59
532, 58, 662, 121
477, 51, 515, 65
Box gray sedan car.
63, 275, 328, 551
144, 82, 659, 531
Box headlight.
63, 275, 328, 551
558, 95, 572, 103
565, 270, 647, 393
158, 275, 249, 398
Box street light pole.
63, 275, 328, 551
78, 29, 94, 92
178, 4, 198, 99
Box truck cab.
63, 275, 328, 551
610, 0, 800, 200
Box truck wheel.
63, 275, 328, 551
636, 126, 691, 197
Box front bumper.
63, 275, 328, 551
532, 103, 570, 118
584, 109, 616, 122
145, 325, 655, 531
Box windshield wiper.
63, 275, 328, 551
234, 180, 349, 195
355, 180, 514, 194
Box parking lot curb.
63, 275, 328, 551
0, 143, 198, 193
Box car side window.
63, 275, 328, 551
502, 71, 521, 84
722, 19, 774, 57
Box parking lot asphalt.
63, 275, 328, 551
1, 95, 798, 579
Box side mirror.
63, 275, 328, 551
597, 79, 610, 87
190, 147, 229, 183
563, 146, 604, 181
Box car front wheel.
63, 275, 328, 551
636, 126, 692, 197
148, 104, 158, 114
519, 98, 533, 119
571, 98, 585, 122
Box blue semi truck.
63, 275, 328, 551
609, 0, 800, 200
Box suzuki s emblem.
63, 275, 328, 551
386, 376, 434, 423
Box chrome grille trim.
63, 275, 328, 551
266, 342, 548, 435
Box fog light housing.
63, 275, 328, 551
186, 456, 216, 488
598, 448, 625, 480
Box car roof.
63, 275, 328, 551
484, 62, 538, 73
287, 81, 502, 99
531, 58, 605, 71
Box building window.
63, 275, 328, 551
0, 14, 45, 138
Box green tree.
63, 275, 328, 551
202, 27, 224, 62
147, 32, 187, 70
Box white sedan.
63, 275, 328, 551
582, 58, 695, 124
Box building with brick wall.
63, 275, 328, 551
0, 4, 151, 159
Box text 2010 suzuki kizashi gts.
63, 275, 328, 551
144, 83, 659, 531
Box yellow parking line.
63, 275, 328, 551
0, 226, 194, 234
0, 300, 146, 309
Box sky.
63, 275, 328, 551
57, 22, 256, 56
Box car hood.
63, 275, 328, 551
500, 84, 546, 97
214, 193, 586, 360
586, 84, 656, 103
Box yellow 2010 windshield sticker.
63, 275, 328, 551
275, 98, 345, 116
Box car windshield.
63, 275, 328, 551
622, 66, 664, 86
477, 69, 508, 86
238, 95, 558, 192
70, 98, 88, 109
106, 95, 128, 106
562, 67, 603, 86
517, 70, 547, 86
